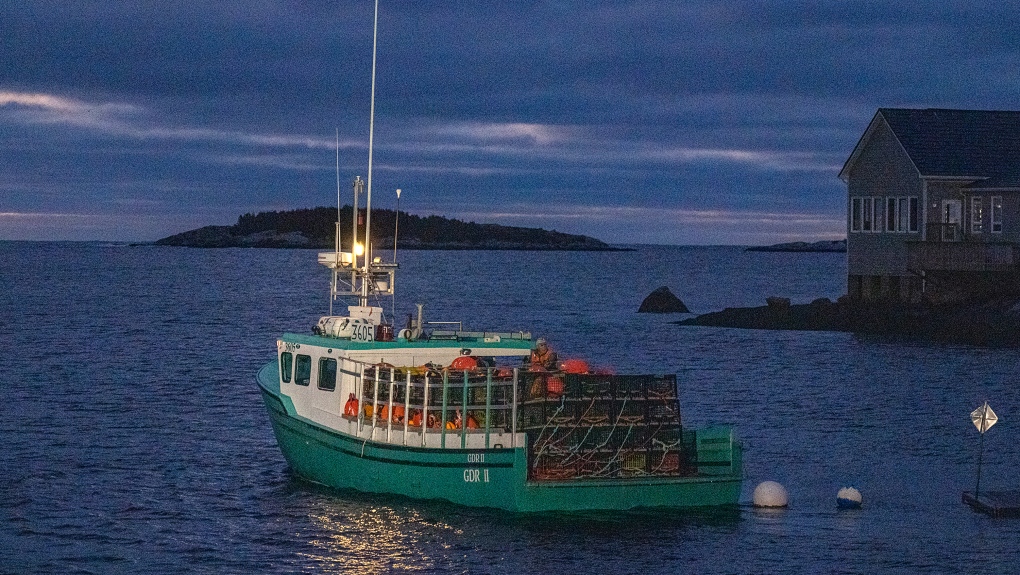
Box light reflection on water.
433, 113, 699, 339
302, 504, 463, 573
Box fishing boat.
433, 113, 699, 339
255, 0, 743, 512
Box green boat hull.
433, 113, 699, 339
257, 362, 742, 512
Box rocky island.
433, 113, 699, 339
156, 206, 622, 251
745, 239, 846, 252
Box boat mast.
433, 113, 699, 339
318, 0, 395, 318
362, 0, 380, 307
352, 175, 362, 271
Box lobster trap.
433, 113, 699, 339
518, 373, 698, 481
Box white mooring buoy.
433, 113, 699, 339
753, 481, 789, 508
836, 486, 863, 509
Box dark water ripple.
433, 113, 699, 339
2, 242, 1020, 574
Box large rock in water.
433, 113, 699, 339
638, 286, 690, 313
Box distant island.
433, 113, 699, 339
155, 206, 622, 251
745, 239, 846, 253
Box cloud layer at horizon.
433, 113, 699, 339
3, 1, 1019, 244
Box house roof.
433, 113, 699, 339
839, 108, 1020, 188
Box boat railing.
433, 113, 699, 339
336, 359, 703, 480
352, 362, 521, 449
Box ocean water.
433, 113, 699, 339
2, 241, 1019, 574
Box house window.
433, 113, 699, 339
295, 354, 311, 386
863, 197, 874, 232
971, 196, 984, 234
280, 352, 293, 383
318, 357, 337, 391
851, 197, 862, 232
882, 196, 919, 232
992, 196, 1003, 233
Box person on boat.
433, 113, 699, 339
391, 404, 405, 424
530, 338, 558, 370
409, 409, 422, 427
529, 338, 558, 398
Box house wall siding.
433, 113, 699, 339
845, 118, 922, 279
928, 185, 1020, 243
946, 188, 1020, 242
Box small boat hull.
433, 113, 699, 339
258, 362, 742, 512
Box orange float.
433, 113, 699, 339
560, 358, 590, 374
451, 355, 479, 370
343, 393, 359, 417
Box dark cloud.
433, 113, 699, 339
2, 1, 1019, 242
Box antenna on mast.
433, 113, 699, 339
362, 0, 380, 306
393, 188, 401, 263
340, 126, 348, 245
330, 128, 342, 316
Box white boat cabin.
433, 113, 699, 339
276, 305, 534, 451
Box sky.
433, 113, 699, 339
2, 1, 1020, 245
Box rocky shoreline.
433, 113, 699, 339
677, 296, 1020, 346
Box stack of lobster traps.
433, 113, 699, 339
518, 373, 698, 481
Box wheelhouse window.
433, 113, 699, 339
318, 357, 337, 391
971, 196, 984, 234
295, 354, 311, 386
992, 196, 1003, 233
280, 352, 293, 383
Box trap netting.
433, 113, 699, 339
518, 373, 698, 481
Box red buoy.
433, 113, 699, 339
451, 355, 479, 370
560, 358, 590, 374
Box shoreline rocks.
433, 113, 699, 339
677, 296, 1020, 346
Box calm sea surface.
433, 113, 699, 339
2, 242, 1019, 574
